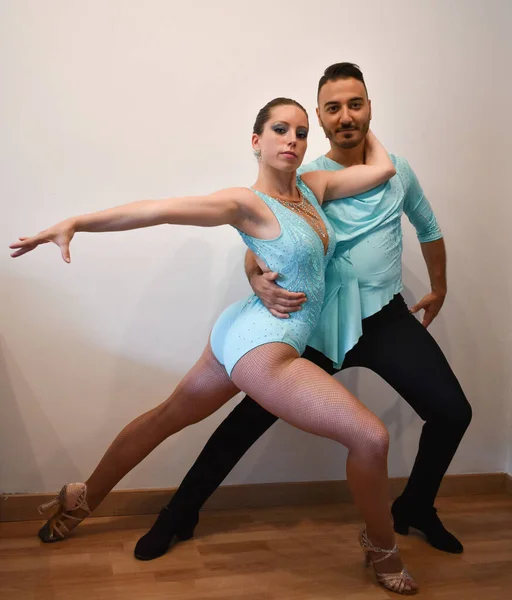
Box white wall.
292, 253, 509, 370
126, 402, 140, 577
508, 407, 512, 476
1, 0, 511, 493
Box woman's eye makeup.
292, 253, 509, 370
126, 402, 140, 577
271, 123, 287, 134
271, 123, 308, 138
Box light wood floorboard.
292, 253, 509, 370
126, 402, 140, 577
1, 494, 511, 599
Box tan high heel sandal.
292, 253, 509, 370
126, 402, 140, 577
359, 527, 419, 595
38, 483, 91, 543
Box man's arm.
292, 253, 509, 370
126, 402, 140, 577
244, 249, 263, 280
244, 250, 306, 319
400, 157, 446, 327
301, 131, 395, 204
410, 238, 447, 327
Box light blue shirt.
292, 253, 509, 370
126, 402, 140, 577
298, 154, 442, 367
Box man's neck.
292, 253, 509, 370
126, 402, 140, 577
325, 139, 366, 167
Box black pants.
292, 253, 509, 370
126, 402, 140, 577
168, 294, 472, 516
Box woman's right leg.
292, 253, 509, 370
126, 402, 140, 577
231, 343, 417, 593
83, 344, 240, 510
39, 343, 240, 541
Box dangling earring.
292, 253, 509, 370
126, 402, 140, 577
253, 149, 262, 159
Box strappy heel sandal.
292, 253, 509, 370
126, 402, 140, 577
359, 527, 419, 595
38, 482, 91, 542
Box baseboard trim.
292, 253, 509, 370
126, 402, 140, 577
0, 472, 507, 522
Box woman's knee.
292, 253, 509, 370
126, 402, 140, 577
155, 385, 208, 432
353, 417, 390, 459
370, 421, 390, 457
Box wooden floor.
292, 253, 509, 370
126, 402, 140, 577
1, 494, 511, 600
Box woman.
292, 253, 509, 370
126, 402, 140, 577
10, 97, 417, 594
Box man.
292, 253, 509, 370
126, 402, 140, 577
134, 63, 472, 561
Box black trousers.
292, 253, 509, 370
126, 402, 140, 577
168, 294, 472, 516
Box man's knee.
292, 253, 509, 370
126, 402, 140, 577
426, 390, 472, 433
452, 396, 472, 432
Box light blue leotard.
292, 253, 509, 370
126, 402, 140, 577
210, 176, 335, 377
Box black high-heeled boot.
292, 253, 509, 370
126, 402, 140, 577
391, 496, 463, 554
134, 507, 199, 561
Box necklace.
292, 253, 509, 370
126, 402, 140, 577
270, 187, 329, 254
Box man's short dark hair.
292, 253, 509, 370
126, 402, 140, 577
317, 62, 368, 99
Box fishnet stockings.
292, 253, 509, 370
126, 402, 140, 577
84, 343, 239, 510
231, 343, 394, 543
65, 341, 396, 560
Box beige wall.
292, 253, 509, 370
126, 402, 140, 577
1, 0, 510, 493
